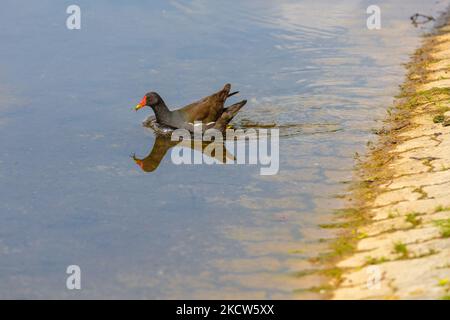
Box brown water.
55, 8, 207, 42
0, 0, 448, 298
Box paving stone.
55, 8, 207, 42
373, 188, 422, 207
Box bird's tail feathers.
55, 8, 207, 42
214, 100, 247, 131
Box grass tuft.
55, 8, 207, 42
405, 213, 422, 227
438, 278, 449, 287
366, 256, 388, 265
434, 219, 450, 238
393, 241, 409, 258
433, 115, 445, 123
435, 205, 450, 213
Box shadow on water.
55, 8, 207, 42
132, 137, 177, 173
131, 136, 234, 173
134, 117, 342, 173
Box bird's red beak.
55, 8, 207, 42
133, 158, 144, 169
134, 96, 147, 111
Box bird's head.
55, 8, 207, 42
134, 92, 163, 111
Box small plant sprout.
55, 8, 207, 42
434, 219, 450, 238
393, 242, 408, 258
366, 256, 388, 265
405, 213, 422, 227
435, 205, 450, 213
438, 278, 449, 287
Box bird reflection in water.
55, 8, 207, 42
131, 136, 235, 173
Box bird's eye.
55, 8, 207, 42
148, 95, 158, 105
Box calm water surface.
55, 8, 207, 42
0, 0, 448, 298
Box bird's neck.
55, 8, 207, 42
151, 102, 172, 124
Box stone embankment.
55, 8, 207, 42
332, 21, 450, 300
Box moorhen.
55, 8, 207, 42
134, 84, 247, 133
